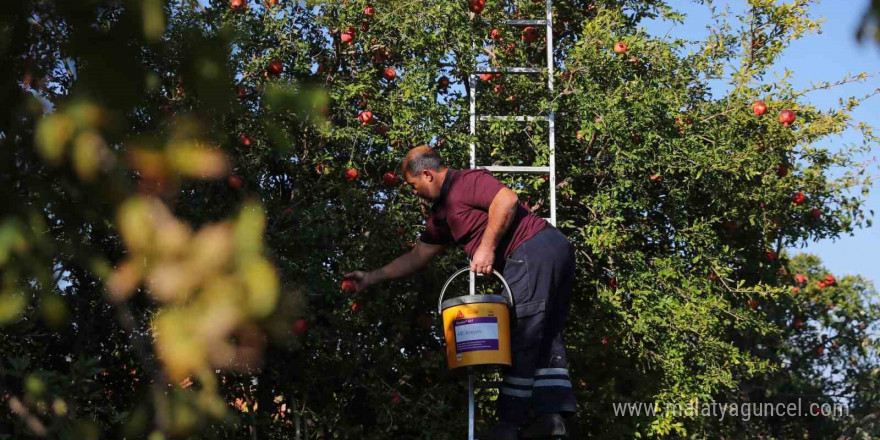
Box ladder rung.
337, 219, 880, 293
505, 19, 547, 26
474, 67, 543, 74
476, 166, 550, 173
478, 115, 549, 122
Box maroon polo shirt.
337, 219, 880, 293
419, 169, 548, 261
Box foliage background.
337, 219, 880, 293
1, 0, 879, 439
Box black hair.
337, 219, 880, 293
405, 147, 446, 176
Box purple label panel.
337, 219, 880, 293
454, 317, 499, 354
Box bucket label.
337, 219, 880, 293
453, 317, 499, 353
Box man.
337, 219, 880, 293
344, 146, 578, 440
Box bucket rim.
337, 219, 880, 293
437, 267, 514, 314
441, 294, 510, 310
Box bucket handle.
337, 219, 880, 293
437, 267, 515, 315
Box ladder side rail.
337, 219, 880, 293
546, 0, 557, 227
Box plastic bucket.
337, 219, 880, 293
438, 268, 514, 370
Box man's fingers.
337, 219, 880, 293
469, 260, 494, 275
469, 265, 491, 275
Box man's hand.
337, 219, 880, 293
343, 271, 374, 293
470, 245, 495, 276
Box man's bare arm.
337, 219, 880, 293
371, 241, 446, 282
344, 241, 447, 292
470, 187, 519, 274
480, 188, 519, 253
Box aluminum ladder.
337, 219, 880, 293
469, 4, 557, 228
465, 2, 557, 439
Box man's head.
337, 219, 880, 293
401, 145, 448, 203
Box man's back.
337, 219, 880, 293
419, 169, 548, 262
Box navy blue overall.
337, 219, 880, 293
496, 224, 577, 421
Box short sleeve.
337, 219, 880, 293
419, 215, 454, 246
460, 170, 506, 210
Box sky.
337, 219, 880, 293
643, 1, 880, 291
